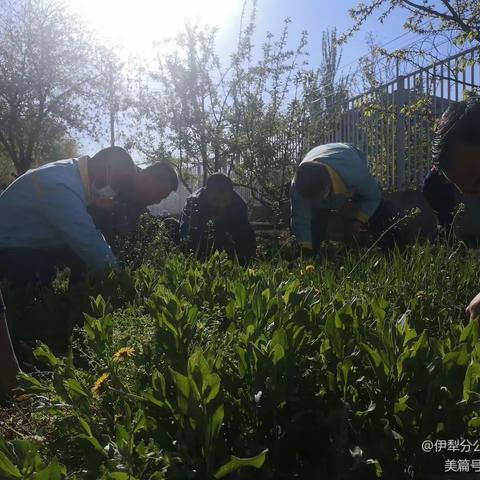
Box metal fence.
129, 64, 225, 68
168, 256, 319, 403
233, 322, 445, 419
328, 46, 480, 191
159, 46, 480, 213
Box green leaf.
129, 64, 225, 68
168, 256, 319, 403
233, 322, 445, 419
149, 473, 165, 480
152, 370, 167, 398
360, 343, 384, 371
234, 283, 247, 309
394, 395, 409, 414
205, 373, 221, 404
77, 417, 93, 437
271, 344, 285, 365
464, 361, 480, 400
143, 389, 169, 410
271, 329, 288, 350
16, 373, 50, 394
236, 347, 247, 378
76, 435, 107, 458
170, 370, 190, 400
64, 379, 88, 399
105, 473, 138, 480
11, 439, 41, 472
283, 280, 300, 305
33, 345, 60, 369
460, 320, 479, 343
356, 401, 376, 417
443, 345, 469, 370
33, 459, 66, 480
0, 435, 12, 457
469, 417, 480, 428
116, 424, 129, 450
210, 404, 224, 442
0, 451, 21, 479
213, 449, 268, 479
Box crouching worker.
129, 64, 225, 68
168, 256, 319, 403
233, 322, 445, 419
179, 173, 256, 265
425, 98, 480, 322
0, 147, 136, 286
88, 162, 179, 248
290, 142, 398, 255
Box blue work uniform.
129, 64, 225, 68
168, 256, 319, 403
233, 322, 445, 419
0, 157, 117, 283
290, 143, 382, 249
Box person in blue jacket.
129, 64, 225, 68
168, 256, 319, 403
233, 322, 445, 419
290, 142, 397, 254
0, 147, 177, 285
179, 173, 256, 265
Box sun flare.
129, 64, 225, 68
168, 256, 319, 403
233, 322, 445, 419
68, 0, 241, 57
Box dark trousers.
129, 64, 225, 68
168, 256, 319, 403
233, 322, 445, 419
311, 199, 401, 253
0, 247, 86, 287
422, 167, 455, 230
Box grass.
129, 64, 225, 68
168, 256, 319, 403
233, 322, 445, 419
1, 241, 480, 479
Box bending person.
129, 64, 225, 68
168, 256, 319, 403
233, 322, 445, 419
179, 173, 256, 265
426, 98, 480, 321
0, 147, 136, 285
290, 142, 398, 254
88, 162, 179, 247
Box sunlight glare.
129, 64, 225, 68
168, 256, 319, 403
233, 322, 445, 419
68, 0, 241, 57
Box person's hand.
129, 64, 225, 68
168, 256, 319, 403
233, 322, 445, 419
299, 245, 313, 258
466, 291, 480, 321
338, 201, 361, 222
345, 220, 366, 242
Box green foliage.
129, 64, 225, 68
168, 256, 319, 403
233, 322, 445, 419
2, 243, 480, 478
132, 2, 352, 215
0, 0, 101, 174
344, 0, 480, 49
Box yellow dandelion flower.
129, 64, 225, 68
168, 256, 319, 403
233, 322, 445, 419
247, 268, 256, 276
113, 346, 135, 363
305, 265, 315, 273
92, 373, 110, 395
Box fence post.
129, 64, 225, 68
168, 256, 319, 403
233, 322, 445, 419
395, 75, 406, 191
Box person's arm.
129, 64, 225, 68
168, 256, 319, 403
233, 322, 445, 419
41, 183, 118, 272
290, 183, 313, 251
352, 170, 382, 224
228, 200, 256, 265
0, 290, 20, 397
179, 196, 205, 256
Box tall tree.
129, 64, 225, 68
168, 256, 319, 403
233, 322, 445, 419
93, 47, 132, 148
133, 24, 232, 191
344, 0, 480, 54
131, 0, 349, 214
307, 29, 352, 147
229, 3, 311, 214
0, 0, 98, 174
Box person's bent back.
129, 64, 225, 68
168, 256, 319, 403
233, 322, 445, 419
89, 162, 179, 246
0, 147, 136, 285
179, 173, 256, 265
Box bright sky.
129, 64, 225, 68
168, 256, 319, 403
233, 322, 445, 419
67, 0, 413, 71
68, 0, 245, 61
68, 0, 425, 157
